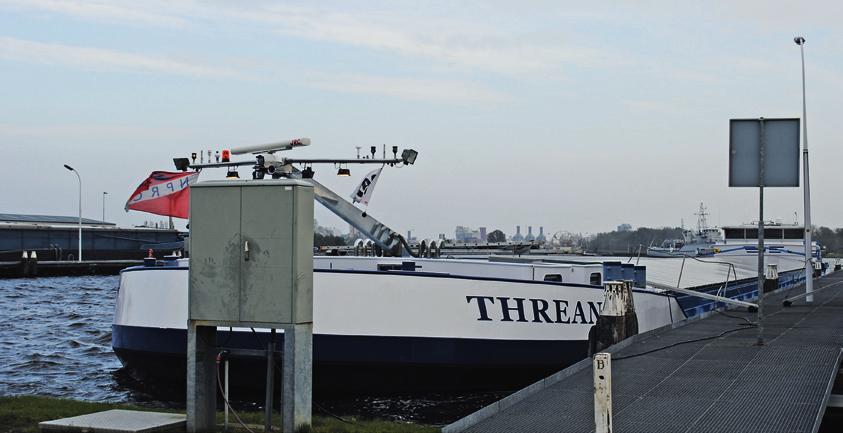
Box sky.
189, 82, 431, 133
2, 0, 842, 239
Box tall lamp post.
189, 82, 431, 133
795, 36, 813, 302
102, 191, 108, 222
64, 164, 82, 262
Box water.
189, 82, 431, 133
0, 275, 502, 425
0, 276, 129, 400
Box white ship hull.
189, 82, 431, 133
112, 257, 684, 392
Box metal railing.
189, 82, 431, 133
668, 254, 757, 310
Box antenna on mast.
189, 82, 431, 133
695, 202, 710, 232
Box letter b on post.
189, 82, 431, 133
593, 353, 612, 433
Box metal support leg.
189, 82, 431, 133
224, 359, 229, 432
265, 340, 275, 432
187, 323, 216, 433
282, 323, 313, 433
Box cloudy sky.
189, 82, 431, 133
2, 1, 842, 238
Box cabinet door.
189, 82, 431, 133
240, 185, 294, 323
188, 185, 242, 321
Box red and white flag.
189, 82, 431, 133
125, 171, 199, 219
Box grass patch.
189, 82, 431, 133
0, 396, 439, 433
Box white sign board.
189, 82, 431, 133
729, 118, 800, 187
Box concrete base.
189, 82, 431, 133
186, 323, 216, 432
39, 409, 185, 433
281, 323, 313, 433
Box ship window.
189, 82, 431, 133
783, 228, 804, 239
763, 228, 784, 239
543, 274, 562, 282
590, 273, 602, 286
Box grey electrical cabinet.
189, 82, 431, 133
188, 179, 314, 326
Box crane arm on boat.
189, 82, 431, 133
172, 137, 418, 257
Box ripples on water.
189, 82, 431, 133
0, 276, 130, 401
0, 275, 504, 424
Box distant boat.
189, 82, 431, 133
647, 203, 721, 258
713, 221, 821, 260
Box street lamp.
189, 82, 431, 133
102, 192, 108, 222
794, 35, 813, 302
64, 164, 82, 262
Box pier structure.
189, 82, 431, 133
444, 272, 843, 433
0, 259, 143, 278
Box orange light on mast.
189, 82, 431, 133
221, 149, 231, 162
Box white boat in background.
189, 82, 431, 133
714, 221, 821, 260
647, 203, 722, 258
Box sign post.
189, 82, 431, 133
757, 119, 766, 346
593, 353, 612, 433
729, 118, 799, 346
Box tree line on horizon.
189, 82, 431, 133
585, 227, 684, 255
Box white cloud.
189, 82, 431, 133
0, 36, 235, 78
0, 0, 189, 28
0, 36, 506, 105
231, 4, 618, 78
0, 122, 187, 140
2, 1, 620, 78
303, 72, 509, 105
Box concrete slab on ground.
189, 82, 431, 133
39, 409, 186, 433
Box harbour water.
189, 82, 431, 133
0, 276, 127, 401
0, 275, 502, 425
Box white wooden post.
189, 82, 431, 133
594, 352, 612, 433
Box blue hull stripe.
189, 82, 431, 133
112, 324, 588, 368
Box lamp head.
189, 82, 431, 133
401, 148, 419, 165
794, 36, 806, 45
63, 164, 74, 171
173, 158, 190, 171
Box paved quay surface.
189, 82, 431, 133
445, 273, 843, 433
39, 409, 186, 433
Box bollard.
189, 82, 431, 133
602, 262, 622, 282
588, 281, 639, 355
593, 353, 612, 433
19, 251, 29, 277
621, 263, 635, 282
622, 281, 639, 336
763, 264, 778, 293
633, 265, 646, 288
29, 251, 38, 277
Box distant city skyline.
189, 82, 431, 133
3, 2, 843, 236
